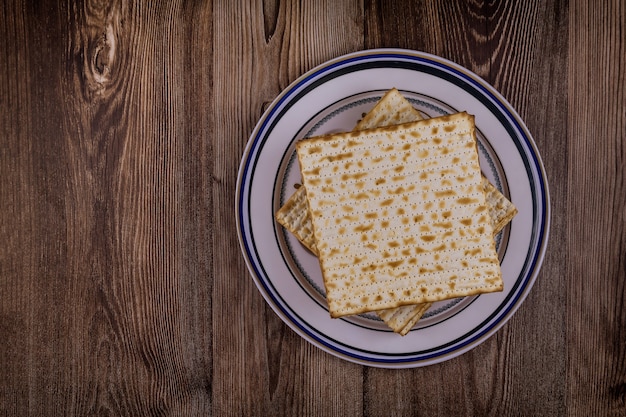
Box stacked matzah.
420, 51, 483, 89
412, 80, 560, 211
277, 89, 515, 334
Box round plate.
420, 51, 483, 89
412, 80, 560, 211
236, 49, 550, 368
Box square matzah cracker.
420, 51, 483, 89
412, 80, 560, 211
296, 112, 503, 318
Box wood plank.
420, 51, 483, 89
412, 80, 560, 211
568, 1, 626, 416
0, 1, 35, 415
0, 1, 214, 414
1, 1, 76, 414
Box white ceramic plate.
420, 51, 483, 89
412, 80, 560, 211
236, 49, 550, 368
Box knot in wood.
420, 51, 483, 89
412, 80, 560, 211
91, 23, 116, 85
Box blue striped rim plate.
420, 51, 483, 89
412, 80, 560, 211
235, 49, 550, 368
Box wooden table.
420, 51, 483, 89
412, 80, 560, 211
2, 1, 624, 415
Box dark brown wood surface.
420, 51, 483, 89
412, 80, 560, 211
1, 0, 624, 415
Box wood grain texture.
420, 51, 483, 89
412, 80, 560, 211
0, 0, 624, 415
1, 1, 214, 415
1, 2, 34, 416
568, 1, 626, 416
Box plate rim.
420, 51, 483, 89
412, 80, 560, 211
235, 48, 551, 368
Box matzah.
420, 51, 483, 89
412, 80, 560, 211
376, 302, 431, 336
277, 89, 516, 333
356, 88, 425, 129
296, 112, 503, 318
275, 185, 319, 254
484, 177, 518, 233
